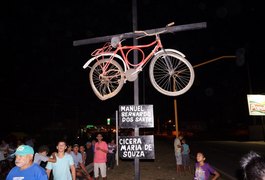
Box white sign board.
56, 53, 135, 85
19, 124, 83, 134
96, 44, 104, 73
247, 94, 265, 116
118, 135, 155, 159
119, 105, 154, 128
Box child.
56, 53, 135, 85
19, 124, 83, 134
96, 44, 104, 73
181, 138, 191, 173
107, 139, 117, 170
33, 145, 56, 168
194, 152, 220, 180
65, 144, 72, 154
79, 145, 86, 165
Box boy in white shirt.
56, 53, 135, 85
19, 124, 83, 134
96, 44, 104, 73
34, 145, 56, 166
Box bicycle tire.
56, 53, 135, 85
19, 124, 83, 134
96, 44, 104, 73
89, 58, 125, 100
149, 50, 195, 96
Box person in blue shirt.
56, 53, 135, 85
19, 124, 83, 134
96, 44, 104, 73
181, 138, 191, 173
46, 140, 76, 180
6, 144, 48, 180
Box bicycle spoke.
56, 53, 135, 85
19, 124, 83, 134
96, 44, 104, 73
153, 55, 175, 92
174, 64, 191, 91
89, 58, 124, 100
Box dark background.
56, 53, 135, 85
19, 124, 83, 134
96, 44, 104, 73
1, 0, 265, 137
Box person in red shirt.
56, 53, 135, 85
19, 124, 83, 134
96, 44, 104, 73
94, 133, 108, 180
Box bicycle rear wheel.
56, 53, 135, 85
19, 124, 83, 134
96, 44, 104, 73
149, 50, 194, 96
89, 59, 125, 100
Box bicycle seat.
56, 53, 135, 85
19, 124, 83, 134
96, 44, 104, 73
111, 36, 122, 48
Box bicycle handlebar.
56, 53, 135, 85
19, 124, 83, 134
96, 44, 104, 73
110, 22, 175, 46
134, 22, 175, 37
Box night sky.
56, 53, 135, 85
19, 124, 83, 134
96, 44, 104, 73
1, 0, 265, 135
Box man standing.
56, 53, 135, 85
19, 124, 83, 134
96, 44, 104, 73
6, 145, 48, 180
85, 141, 94, 176
174, 135, 183, 174
94, 133, 108, 180
46, 140, 76, 180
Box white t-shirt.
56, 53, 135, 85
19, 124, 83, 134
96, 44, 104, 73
70, 151, 83, 168
174, 138, 182, 154
33, 153, 49, 165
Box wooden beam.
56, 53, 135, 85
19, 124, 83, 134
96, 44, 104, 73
73, 22, 207, 47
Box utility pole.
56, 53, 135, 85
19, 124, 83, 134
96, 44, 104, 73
131, 1, 140, 180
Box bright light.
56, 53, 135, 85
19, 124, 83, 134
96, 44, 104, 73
107, 118, 111, 125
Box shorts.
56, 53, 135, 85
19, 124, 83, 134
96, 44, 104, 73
94, 162, 107, 178
182, 154, 190, 166
175, 153, 182, 165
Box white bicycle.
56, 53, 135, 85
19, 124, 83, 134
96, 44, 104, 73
83, 22, 195, 100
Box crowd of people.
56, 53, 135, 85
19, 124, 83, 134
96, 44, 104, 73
2, 133, 265, 180
0, 133, 117, 180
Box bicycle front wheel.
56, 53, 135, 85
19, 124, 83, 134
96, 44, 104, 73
149, 51, 195, 96
89, 59, 125, 100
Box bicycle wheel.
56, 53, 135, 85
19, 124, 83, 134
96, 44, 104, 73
149, 50, 195, 96
89, 58, 125, 100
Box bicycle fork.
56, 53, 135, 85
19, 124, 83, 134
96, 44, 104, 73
161, 48, 174, 71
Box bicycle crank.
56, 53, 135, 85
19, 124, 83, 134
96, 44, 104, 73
125, 68, 139, 82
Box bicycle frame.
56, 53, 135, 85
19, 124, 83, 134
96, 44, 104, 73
116, 37, 162, 70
